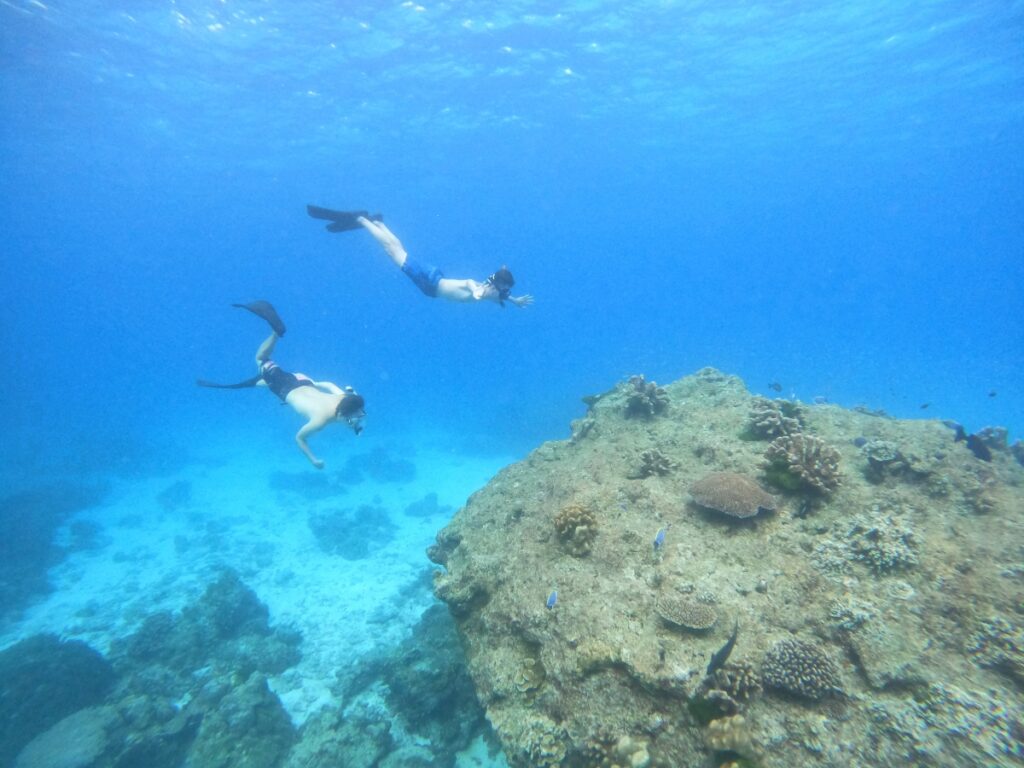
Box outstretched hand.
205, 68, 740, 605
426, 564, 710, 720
509, 294, 534, 308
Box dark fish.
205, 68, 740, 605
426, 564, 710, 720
945, 421, 967, 442
989, 390, 998, 398
920, 403, 930, 410
966, 434, 993, 462
706, 621, 739, 676
853, 436, 867, 448
813, 395, 829, 405
546, 590, 558, 610
768, 381, 782, 393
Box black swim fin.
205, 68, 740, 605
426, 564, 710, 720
231, 300, 286, 336
307, 204, 383, 233
197, 375, 262, 390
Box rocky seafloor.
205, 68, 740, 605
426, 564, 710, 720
429, 368, 1024, 768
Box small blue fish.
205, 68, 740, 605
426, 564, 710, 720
546, 590, 558, 610
653, 528, 667, 550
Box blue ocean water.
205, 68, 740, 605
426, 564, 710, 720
0, 0, 1022, 763
2, 0, 1022, 475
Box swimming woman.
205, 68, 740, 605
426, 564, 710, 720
197, 301, 365, 469
307, 205, 534, 308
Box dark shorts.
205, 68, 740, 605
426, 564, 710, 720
261, 362, 314, 401
401, 257, 444, 297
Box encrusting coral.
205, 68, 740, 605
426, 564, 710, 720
763, 433, 842, 494
553, 502, 598, 556
845, 507, 918, 574
761, 638, 842, 701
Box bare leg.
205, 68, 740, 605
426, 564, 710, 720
255, 332, 279, 366
358, 217, 408, 269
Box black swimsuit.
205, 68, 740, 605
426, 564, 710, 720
261, 361, 315, 401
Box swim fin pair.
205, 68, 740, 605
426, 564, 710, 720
196, 300, 286, 390
307, 204, 383, 233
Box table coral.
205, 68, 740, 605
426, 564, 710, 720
689, 472, 778, 519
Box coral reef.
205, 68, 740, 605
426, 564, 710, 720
633, 448, 676, 478
746, 396, 804, 438
624, 375, 669, 418
689, 472, 778, 519
845, 507, 919, 574
967, 616, 1024, 686
655, 594, 718, 631
761, 638, 842, 701
553, 502, 598, 556
859, 439, 907, 480
309, 503, 395, 560
427, 368, 1024, 768
704, 714, 759, 761
763, 433, 843, 493
713, 661, 763, 702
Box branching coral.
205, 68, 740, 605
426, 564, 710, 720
763, 433, 842, 494
746, 396, 804, 439
633, 449, 676, 478
624, 375, 669, 418
553, 502, 598, 557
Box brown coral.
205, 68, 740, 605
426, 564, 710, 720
633, 449, 676, 478
554, 502, 598, 556
689, 472, 778, 519
746, 396, 804, 439
713, 661, 763, 702
625, 375, 669, 418
655, 594, 718, 631
705, 714, 759, 759
764, 433, 842, 494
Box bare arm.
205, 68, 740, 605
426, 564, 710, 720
296, 418, 329, 469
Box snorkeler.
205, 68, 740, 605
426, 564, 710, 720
197, 301, 366, 469
307, 205, 534, 308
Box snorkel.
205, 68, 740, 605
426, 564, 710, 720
337, 390, 366, 435
486, 266, 515, 306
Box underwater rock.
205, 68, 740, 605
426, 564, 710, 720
0, 634, 116, 767
309, 503, 395, 561
429, 368, 1024, 768
111, 569, 301, 693
13, 706, 118, 768
186, 672, 295, 768
403, 492, 453, 519
283, 704, 391, 768
345, 447, 416, 484
689, 471, 778, 519
156, 479, 192, 512
0, 485, 106, 617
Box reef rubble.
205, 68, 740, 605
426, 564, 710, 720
430, 368, 1024, 768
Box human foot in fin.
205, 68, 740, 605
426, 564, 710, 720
307, 205, 383, 233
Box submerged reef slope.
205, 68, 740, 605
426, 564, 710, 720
430, 368, 1024, 768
